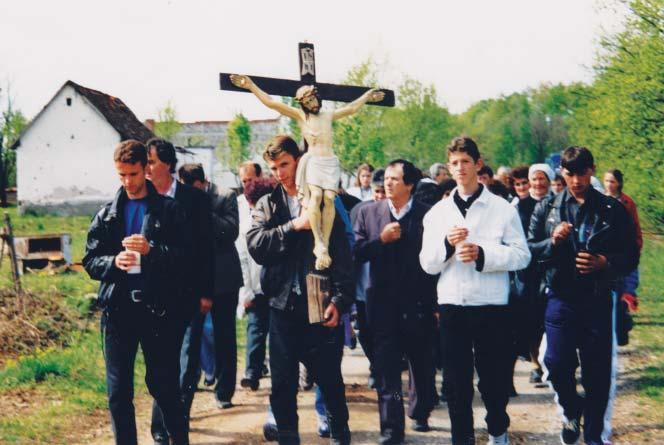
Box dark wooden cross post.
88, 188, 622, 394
220, 42, 395, 107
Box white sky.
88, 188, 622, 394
0, 0, 626, 123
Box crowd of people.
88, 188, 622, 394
84, 134, 643, 445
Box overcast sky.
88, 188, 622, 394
0, 0, 626, 123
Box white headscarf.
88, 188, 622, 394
528, 163, 555, 182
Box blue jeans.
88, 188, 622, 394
200, 313, 215, 379
245, 294, 269, 380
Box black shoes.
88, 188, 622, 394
263, 422, 278, 441
560, 414, 582, 444
215, 398, 233, 409
529, 368, 543, 384
378, 429, 405, 445
412, 418, 430, 432
240, 377, 260, 391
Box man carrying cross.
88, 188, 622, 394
229, 75, 384, 270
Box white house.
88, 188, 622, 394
12, 80, 153, 215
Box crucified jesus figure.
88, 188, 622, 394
230, 74, 384, 269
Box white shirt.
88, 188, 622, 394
419, 187, 531, 306
164, 176, 178, 198
388, 197, 413, 221
347, 186, 373, 202
235, 194, 263, 317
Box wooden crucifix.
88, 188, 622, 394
219, 42, 394, 274
219, 42, 395, 107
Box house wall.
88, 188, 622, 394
17, 84, 121, 215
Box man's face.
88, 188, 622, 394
448, 152, 481, 188
359, 169, 373, 188
384, 164, 412, 202
239, 165, 258, 189
267, 152, 298, 189
300, 95, 320, 114
551, 179, 565, 194
562, 167, 594, 197
115, 161, 147, 197
513, 177, 530, 199
372, 185, 386, 201
529, 171, 551, 198
478, 173, 492, 185
146, 147, 172, 184
434, 169, 449, 184
498, 173, 511, 188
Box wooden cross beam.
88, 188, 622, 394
220, 42, 395, 107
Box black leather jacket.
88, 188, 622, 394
83, 182, 189, 316
528, 188, 639, 299
246, 185, 354, 313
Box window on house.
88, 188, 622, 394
66, 97, 72, 106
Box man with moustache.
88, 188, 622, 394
354, 159, 438, 445
83, 140, 189, 445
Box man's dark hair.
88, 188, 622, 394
440, 178, 457, 196
447, 136, 481, 162
387, 159, 421, 186
146, 137, 178, 173
114, 139, 147, 166
607, 168, 624, 192
371, 168, 385, 187
478, 165, 494, 178
263, 135, 301, 162
178, 163, 206, 185
512, 165, 529, 180
488, 181, 510, 200
244, 177, 276, 206
413, 181, 443, 206
554, 173, 566, 185
240, 161, 262, 177
561, 146, 594, 174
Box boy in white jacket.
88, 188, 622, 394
420, 136, 530, 445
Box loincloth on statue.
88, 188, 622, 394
296, 152, 340, 207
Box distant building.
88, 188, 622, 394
166, 119, 281, 188
11, 80, 153, 215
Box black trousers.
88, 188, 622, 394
151, 290, 239, 440
102, 302, 188, 445
355, 300, 374, 376
439, 304, 512, 444
371, 307, 435, 439
269, 298, 350, 445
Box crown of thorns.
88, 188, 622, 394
295, 85, 320, 103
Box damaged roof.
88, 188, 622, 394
11, 80, 153, 149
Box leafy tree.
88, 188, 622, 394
221, 113, 252, 174
154, 101, 182, 141
569, 0, 664, 226
0, 89, 27, 204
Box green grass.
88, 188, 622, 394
631, 236, 664, 407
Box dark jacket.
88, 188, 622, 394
528, 188, 639, 299
83, 181, 188, 315
353, 199, 438, 323
246, 185, 354, 313
207, 187, 243, 295
174, 182, 214, 307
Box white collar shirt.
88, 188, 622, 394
388, 197, 413, 221
419, 186, 531, 306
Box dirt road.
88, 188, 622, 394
85, 345, 661, 444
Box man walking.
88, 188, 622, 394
420, 136, 531, 445
144, 140, 215, 444
247, 135, 354, 445
83, 140, 189, 445
528, 146, 638, 445
353, 159, 438, 445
